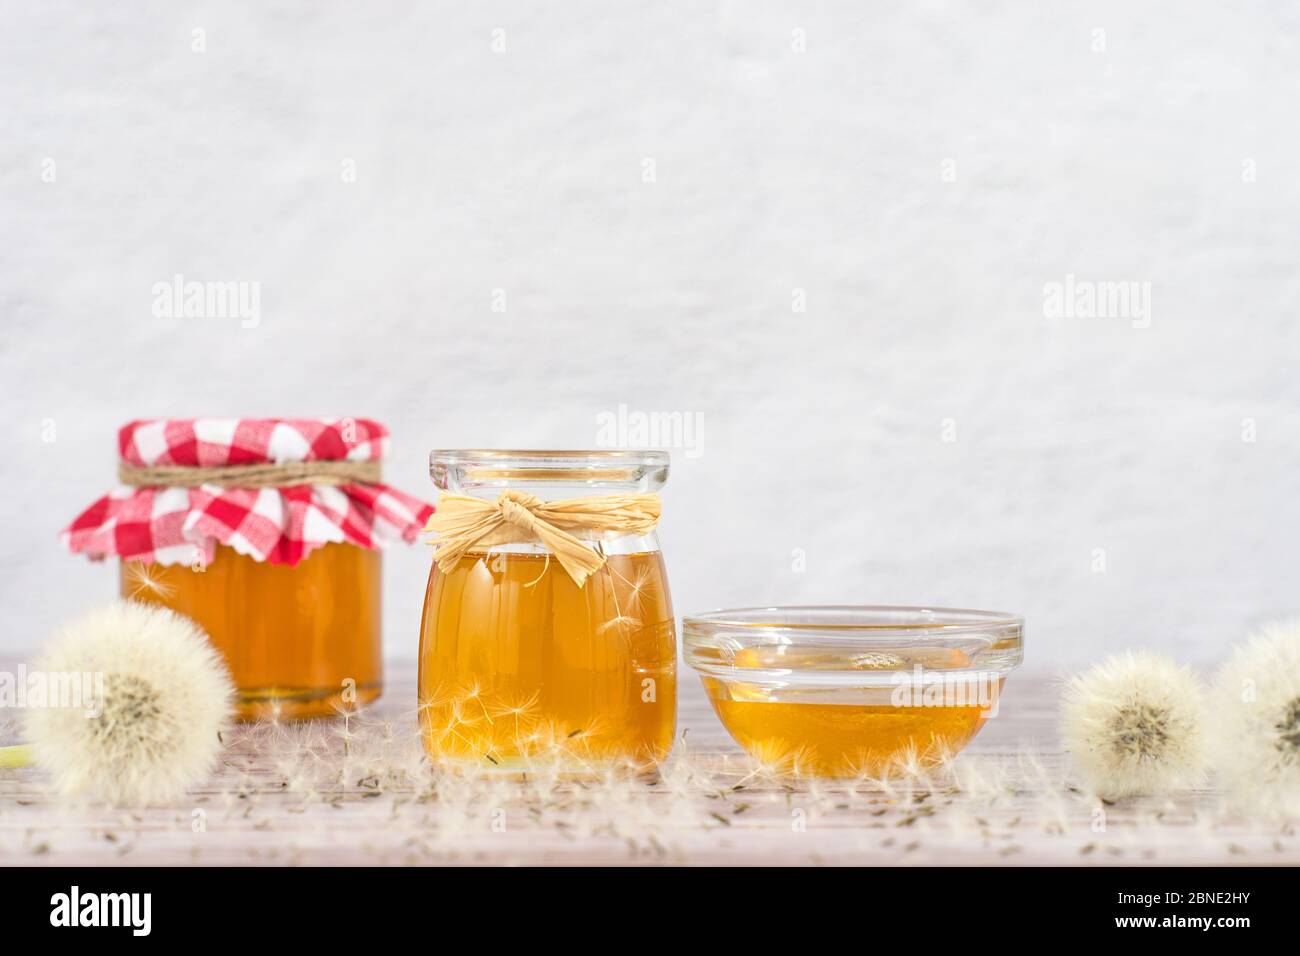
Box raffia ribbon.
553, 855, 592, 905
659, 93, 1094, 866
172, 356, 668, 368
424, 490, 661, 587
118, 459, 382, 488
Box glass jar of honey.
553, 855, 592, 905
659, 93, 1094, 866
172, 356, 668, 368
418, 450, 676, 770
63, 418, 434, 719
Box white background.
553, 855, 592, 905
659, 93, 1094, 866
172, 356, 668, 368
3, 2, 1298, 672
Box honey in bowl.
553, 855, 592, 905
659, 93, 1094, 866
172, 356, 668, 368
683, 606, 1024, 778
703, 647, 998, 777
418, 549, 676, 768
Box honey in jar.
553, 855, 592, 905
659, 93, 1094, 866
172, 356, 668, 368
419, 451, 676, 769
63, 417, 433, 719
122, 544, 382, 718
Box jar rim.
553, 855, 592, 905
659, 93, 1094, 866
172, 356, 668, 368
431, 449, 669, 464
430, 449, 669, 492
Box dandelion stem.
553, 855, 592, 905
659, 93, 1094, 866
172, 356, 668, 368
0, 744, 35, 769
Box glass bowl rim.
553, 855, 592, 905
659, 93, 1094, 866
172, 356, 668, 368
682, 605, 1024, 684
684, 604, 1023, 634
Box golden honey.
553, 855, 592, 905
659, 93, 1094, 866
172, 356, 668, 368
703, 646, 999, 777
418, 550, 676, 768
122, 543, 381, 719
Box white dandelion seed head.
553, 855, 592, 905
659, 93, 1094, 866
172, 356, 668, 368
23, 600, 234, 806
1209, 619, 1300, 818
1060, 650, 1206, 799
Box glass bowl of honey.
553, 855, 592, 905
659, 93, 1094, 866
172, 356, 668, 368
683, 605, 1024, 777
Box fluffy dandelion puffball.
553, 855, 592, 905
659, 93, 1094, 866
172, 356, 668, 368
1210, 620, 1300, 816
1060, 651, 1206, 799
23, 601, 234, 805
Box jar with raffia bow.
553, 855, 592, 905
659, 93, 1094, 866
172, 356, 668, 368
419, 450, 676, 769
63, 418, 434, 719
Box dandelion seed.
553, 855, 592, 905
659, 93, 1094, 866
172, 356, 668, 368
735, 738, 816, 783
459, 682, 494, 725
122, 562, 177, 602
595, 563, 647, 639
490, 690, 540, 745
596, 615, 642, 637
606, 561, 661, 606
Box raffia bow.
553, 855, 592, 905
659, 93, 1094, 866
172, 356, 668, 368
423, 490, 661, 587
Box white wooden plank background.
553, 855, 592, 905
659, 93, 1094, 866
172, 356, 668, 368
1, 665, 1295, 866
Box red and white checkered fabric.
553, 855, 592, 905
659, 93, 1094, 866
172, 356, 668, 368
63, 418, 434, 567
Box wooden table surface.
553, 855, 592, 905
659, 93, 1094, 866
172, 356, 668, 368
1, 665, 1295, 866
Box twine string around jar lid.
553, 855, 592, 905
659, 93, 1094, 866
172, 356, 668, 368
117, 459, 382, 488
424, 489, 661, 587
